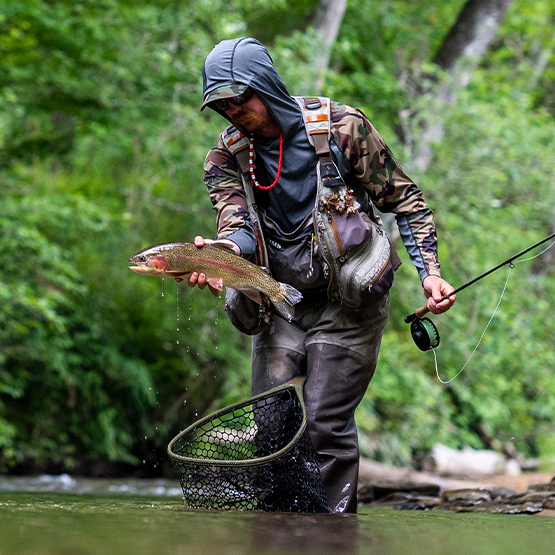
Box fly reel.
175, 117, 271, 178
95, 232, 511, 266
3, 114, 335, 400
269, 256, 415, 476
409, 317, 440, 351
404, 308, 441, 352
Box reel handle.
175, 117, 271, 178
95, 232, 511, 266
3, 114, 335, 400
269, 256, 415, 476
404, 304, 429, 324
413, 305, 430, 320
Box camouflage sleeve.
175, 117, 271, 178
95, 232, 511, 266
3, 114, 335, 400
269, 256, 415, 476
330, 102, 440, 281
203, 136, 256, 256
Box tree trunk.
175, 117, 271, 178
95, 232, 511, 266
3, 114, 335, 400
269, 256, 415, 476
410, 0, 516, 172
434, 0, 516, 88
310, 0, 348, 93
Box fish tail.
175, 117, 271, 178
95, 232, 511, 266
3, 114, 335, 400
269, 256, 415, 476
271, 282, 303, 322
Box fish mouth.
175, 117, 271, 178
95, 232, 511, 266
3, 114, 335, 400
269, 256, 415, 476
128, 264, 162, 275
128, 264, 190, 278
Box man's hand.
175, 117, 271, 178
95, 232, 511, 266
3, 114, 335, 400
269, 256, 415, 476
178, 236, 240, 297
422, 275, 456, 315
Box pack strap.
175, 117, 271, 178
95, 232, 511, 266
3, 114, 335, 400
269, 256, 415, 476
220, 125, 268, 268
221, 125, 250, 174
293, 96, 331, 159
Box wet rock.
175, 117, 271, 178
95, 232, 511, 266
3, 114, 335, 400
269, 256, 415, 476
489, 486, 518, 499
452, 502, 544, 515
358, 481, 440, 504
372, 481, 441, 501
359, 477, 555, 515
442, 488, 492, 504
503, 490, 555, 504
527, 482, 555, 493
397, 496, 441, 510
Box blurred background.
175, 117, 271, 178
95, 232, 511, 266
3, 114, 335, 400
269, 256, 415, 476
1, 0, 554, 478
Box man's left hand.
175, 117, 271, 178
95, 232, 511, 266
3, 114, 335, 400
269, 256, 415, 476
422, 275, 456, 315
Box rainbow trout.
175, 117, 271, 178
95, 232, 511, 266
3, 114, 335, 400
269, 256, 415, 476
129, 242, 303, 322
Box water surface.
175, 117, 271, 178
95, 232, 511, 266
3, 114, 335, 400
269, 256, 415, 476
1, 478, 554, 555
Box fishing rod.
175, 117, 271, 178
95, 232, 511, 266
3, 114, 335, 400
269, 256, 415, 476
404, 232, 555, 351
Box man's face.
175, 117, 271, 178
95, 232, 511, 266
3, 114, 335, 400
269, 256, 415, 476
223, 93, 280, 138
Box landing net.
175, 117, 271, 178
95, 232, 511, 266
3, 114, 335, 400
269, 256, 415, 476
167, 380, 328, 513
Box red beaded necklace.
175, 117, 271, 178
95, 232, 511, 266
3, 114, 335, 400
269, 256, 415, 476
249, 134, 283, 190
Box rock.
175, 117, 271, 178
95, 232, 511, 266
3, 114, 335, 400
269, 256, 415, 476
503, 491, 555, 504
442, 488, 492, 503
452, 502, 543, 515
372, 481, 441, 501
489, 486, 518, 499
527, 481, 555, 493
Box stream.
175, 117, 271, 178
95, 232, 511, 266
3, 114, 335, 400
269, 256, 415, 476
1, 475, 554, 554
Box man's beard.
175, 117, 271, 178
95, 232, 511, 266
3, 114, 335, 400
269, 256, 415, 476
231, 110, 275, 136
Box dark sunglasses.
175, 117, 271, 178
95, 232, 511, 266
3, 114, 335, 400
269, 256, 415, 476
212, 87, 254, 111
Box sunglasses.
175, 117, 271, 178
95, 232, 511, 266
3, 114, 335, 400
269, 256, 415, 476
212, 87, 254, 111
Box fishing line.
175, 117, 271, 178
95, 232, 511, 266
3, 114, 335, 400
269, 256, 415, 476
432, 239, 555, 384
433, 265, 513, 384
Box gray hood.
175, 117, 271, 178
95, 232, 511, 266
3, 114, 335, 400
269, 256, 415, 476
202, 37, 302, 140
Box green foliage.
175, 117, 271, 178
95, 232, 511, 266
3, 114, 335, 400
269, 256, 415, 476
1, 0, 555, 473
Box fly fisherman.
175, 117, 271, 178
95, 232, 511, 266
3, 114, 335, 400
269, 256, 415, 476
189, 37, 456, 513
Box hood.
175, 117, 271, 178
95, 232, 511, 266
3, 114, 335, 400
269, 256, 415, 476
201, 37, 302, 139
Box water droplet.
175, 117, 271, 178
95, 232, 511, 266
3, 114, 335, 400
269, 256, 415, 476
161, 279, 165, 297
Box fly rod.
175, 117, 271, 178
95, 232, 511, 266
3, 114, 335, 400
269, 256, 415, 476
404, 231, 555, 351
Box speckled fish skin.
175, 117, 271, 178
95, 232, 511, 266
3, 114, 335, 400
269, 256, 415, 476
129, 242, 302, 322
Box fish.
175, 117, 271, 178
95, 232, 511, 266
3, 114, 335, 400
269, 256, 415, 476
129, 242, 303, 322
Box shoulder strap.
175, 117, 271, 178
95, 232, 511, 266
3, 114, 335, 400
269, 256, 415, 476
221, 125, 250, 174
220, 125, 269, 268
293, 96, 331, 159
294, 96, 344, 187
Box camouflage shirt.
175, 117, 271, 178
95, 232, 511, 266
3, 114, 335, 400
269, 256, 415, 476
204, 101, 440, 281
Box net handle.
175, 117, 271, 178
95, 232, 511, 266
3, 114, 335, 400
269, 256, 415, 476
167, 378, 308, 467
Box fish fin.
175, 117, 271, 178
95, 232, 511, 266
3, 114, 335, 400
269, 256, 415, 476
235, 288, 263, 304
271, 283, 303, 322
207, 277, 224, 291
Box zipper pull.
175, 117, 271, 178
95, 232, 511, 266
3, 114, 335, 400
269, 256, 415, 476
307, 234, 315, 278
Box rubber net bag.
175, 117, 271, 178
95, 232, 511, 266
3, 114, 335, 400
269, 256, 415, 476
167, 379, 328, 512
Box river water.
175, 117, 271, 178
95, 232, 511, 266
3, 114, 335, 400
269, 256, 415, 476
1, 475, 554, 555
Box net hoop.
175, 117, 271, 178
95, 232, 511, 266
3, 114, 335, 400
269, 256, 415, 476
167, 380, 307, 467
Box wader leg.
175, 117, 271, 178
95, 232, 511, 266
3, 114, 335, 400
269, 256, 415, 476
250, 294, 388, 513
251, 319, 306, 395
304, 343, 377, 514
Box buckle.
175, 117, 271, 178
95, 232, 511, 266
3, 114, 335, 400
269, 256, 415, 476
304, 97, 321, 110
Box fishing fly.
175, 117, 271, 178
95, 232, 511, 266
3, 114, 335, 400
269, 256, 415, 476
405, 232, 555, 354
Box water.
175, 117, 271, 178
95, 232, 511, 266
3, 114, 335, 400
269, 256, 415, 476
1, 477, 554, 555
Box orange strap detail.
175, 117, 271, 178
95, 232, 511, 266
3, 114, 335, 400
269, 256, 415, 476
306, 114, 328, 123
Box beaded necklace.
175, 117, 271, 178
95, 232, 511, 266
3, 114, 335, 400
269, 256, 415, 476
249, 134, 283, 190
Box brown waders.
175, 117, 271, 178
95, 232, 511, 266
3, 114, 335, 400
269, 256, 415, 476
251, 292, 390, 513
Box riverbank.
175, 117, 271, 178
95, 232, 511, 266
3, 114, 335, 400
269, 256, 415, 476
358, 457, 555, 515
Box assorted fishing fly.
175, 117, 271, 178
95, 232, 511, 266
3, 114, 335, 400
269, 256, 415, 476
404, 232, 555, 382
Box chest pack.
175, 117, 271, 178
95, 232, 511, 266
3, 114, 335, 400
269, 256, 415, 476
221, 96, 399, 315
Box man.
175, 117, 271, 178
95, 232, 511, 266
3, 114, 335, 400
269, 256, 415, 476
189, 37, 455, 513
